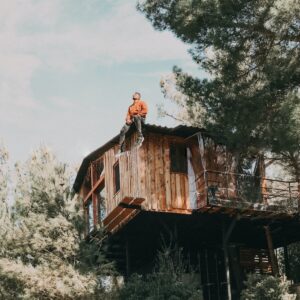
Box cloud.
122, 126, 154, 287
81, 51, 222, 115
0, 0, 190, 111
17, 2, 190, 69
0, 0, 194, 163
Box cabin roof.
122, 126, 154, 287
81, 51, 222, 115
73, 124, 203, 193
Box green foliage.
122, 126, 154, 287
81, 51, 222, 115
78, 229, 116, 276
138, 0, 300, 172
0, 266, 25, 300
240, 273, 295, 300
287, 242, 300, 283
0, 146, 116, 299
0, 143, 11, 256
119, 246, 203, 300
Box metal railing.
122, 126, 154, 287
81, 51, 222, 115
196, 170, 299, 214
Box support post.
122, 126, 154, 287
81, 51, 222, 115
125, 238, 130, 278
214, 252, 221, 300
222, 217, 238, 300
228, 245, 243, 295
223, 231, 231, 300
205, 248, 211, 300
264, 225, 279, 276
283, 242, 290, 279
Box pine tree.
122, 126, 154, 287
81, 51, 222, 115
240, 273, 295, 300
0, 146, 116, 299
0, 143, 11, 256
138, 0, 300, 173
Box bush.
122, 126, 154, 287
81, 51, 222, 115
240, 273, 295, 300
118, 246, 203, 300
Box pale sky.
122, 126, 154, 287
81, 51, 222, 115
0, 0, 203, 165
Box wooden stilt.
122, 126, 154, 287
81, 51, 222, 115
222, 220, 233, 300
205, 248, 211, 300
264, 226, 279, 276
214, 252, 221, 300
125, 238, 130, 278
198, 251, 203, 292
283, 242, 290, 279
222, 216, 239, 300
229, 245, 243, 295
223, 240, 232, 300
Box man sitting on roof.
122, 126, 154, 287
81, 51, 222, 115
119, 92, 148, 153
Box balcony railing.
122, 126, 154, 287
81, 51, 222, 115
196, 170, 299, 214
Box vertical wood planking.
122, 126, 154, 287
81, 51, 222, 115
139, 134, 146, 201
104, 151, 110, 214
164, 136, 172, 210
184, 174, 189, 209
145, 134, 151, 210
171, 173, 177, 209
175, 174, 182, 208
181, 174, 187, 209
100, 133, 192, 216
154, 136, 161, 210
150, 134, 157, 210
159, 135, 167, 210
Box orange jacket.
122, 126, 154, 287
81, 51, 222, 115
126, 100, 148, 123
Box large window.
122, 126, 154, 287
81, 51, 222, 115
86, 198, 94, 233
97, 185, 106, 223
92, 158, 104, 184
113, 161, 120, 194
170, 143, 187, 173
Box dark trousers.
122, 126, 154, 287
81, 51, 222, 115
119, 116, 145, 147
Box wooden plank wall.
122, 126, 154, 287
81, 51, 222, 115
140, 133, 189, 212
101, 132, 192, 216
103, 132, 144, 216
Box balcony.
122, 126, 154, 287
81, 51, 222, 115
196, 171, 299, 215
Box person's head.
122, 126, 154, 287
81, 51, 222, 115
132, 92, 141, 101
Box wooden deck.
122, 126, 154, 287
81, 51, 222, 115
197, 204, 296, 221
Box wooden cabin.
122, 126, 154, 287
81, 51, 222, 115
73, 124, 300, 300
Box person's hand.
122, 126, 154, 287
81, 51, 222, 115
126, 119, 132, 125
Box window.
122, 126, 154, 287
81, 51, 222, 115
97, 185, 106, 222
170, 143, 187, 173
83, 167, 91, 191
86, 198, 94, 233
92, 158, 104, 184
113, 161, 120, 194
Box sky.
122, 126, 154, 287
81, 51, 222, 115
0, 0, 203, 166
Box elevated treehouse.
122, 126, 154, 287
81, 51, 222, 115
74, 124, 300, 300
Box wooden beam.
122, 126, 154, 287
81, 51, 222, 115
103, 197, 145, 233
107, 209, 138, 233
264, 225, 279, 276
103, 197, 134, 226
83, 174, 105, 204
283, 243, 290, 279
222, 219, 237, 300
126, 238, 130, 278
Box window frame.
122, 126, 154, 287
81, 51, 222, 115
113, 161, 120, 195
96, 182, 106, 224
86, 198, 94, 233
169, 142, 188, 174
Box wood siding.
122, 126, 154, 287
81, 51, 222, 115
80, 132, 192, 217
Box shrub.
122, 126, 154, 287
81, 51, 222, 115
240, 273, 295, 300
119, 246, 203, 300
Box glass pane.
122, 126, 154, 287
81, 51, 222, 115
114, 162, 120, 193
97, 186, 106, 222
87, 199, 94, 232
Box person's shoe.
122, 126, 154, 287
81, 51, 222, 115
136, 136, 144, 146
117, 144, 125, 155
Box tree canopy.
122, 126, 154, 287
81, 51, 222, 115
0, 146, 115, 299
138, 0, 300, 160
